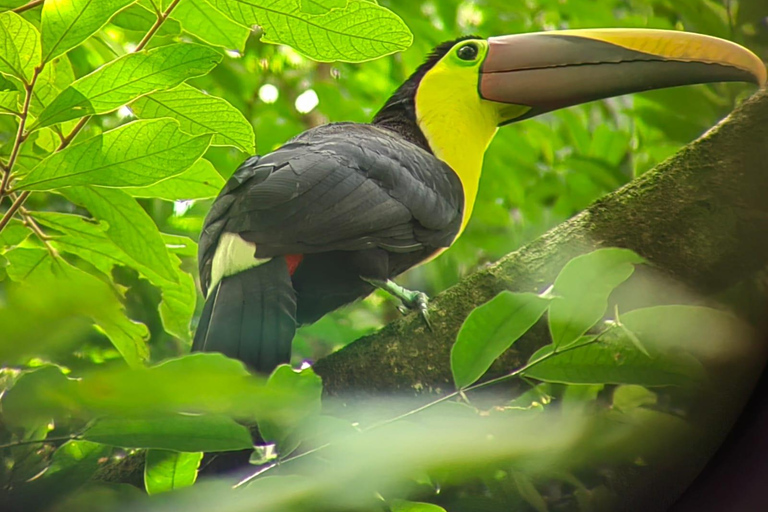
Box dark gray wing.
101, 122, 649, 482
198, 123, 463, 293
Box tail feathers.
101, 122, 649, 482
192, 257, 297, 373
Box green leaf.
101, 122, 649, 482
111, 4, 182, 36
145, 450, 203, 495
0, 11, 41, 83
549, 248, 644, 349
451, 291, 550, 389
258, 365, 323, 448
17, 119, 211, 191
208, 0, 412, 62
171, 0, 249, 51
620, 305, 747, 359
62, 186, 179, 284
30, 211, 194, 341
0, 87, 19, 115
131, 84, 254, 153
84, 414, 254, 452
0, 218, 30, 246
29, 56, 75, 117
390, 500, 447, 512
612, 385, 657, 412
522, 340, 703, 387
300, 0, 347, 15
6, 440, 112, 511
122, 158, 225, 200
33, 43, 222, 128
2, 248, 150, 367
40, 0, 135, 63
513, 472, 548, 512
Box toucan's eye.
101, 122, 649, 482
457, 43, 479, 61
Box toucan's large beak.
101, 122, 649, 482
481, 29, 766, 125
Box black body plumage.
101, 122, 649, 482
194, 123, 464, 370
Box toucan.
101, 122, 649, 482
193, 29, 765, 373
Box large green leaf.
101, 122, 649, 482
33, 43, 222, 128
2, 248, 149, 367
131, 84, 254, 152
145, 450, 203, 495
30, 212, 194, 342
451, 291, 550, 389
122, 158, 225, 200
549, 248, 644, 349
17, 119, 211, 191
0, 11, 41, 84
40, 0, 135, 63
522, 340, 703, 387
171, 0, 249, 51
1, 353, 317, 425
208, 0, 412, 62
84, 415, 254, 452
62, 186, 179, 285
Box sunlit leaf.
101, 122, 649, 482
145, 450, 203, 495
171, 0, 249, 51
29, 56, 75, 117
451, 291, 550, 389
300, 0, 347, 15
84, 415, 253, 452
0, 218, 30, 246
612, 385, 657, 412
549, 249, 644, 349
131, 84, 254, 152
62, 186, 179, 285
122, 158, 225, 200
41, 0, 135, 63
33, 43, 222, 128
208, 0, 412, 62
17, 119, 211, 190
0, 11, 41, 83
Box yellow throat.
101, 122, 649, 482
414, 47, 500, 237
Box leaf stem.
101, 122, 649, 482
0, 435, 81, 451
57, 116, 90, 151
19, 203, 59, 257
235, 329, 612, 488
0, 191, 30, 233
12, 0, 44, 14
135, 0, 183, 52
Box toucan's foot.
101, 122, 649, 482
364, 278, 432, 330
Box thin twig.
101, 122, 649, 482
135, 0, 183, 52
235, 331, 609, 488
0, 68, 40, 199
57, 116, 90, 151
19, 204, 59, 258
0, 191, 30, 233
0, 435, 80, 451
12, 0, 44, 14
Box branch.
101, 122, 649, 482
313, 87, 768, 396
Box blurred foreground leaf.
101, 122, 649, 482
145, 450, 203, 495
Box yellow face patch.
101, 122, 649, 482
414, 39, 522, 237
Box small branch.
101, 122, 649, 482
19, 204, 59, 258
0, 68, 40, 198
12, 0, 44, 14
0, 191, 30, 233
135, 0, 183, 52
57, 116, 90, 151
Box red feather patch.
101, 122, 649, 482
284, 254, 304, 276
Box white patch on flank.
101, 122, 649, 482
210, 232, 271, 292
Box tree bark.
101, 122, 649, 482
314, 86, 768, 397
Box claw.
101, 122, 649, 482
363, 277, 432, 330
